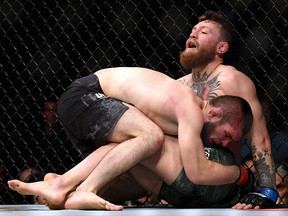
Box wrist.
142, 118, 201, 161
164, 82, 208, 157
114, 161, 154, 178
259, 187, 278, 203
235, 165, 249, 186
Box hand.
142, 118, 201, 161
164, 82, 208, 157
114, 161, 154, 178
233, 188, 278, 209
232, 201, 260, 209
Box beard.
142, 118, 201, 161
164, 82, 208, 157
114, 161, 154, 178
179, 46, 216, 69
201, 121, 218, 146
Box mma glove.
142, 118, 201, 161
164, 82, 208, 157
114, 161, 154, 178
240, 188, 279, 208
235, 165, 279, 208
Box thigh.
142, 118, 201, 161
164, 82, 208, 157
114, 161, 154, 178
107, 103, 161, 143
66, 97, 129, 145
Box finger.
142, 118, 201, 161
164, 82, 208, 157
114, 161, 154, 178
242, 204, 253, 209
232, 203, 247, 209
232, 202, 242, 209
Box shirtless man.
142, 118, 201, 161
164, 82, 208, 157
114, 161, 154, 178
178, 10, 277, 208
8, 67, 253, 210
49, 138, 243, 209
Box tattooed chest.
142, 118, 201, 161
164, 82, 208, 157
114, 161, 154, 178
191, 75, 221, 100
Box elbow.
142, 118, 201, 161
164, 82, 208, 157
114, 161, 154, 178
186, 170, 205, 184
264, 132, 272, 147
260, 132, 272, 149
184, 160, 213, 184
185, 160, 215, 184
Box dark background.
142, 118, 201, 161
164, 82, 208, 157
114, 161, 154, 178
1, 0, 287, 204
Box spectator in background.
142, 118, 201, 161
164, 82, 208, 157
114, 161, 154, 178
41, 98, 61, 139
40, 98, 82, 174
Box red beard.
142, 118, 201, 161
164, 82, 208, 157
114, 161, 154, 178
179, 47, 216, 69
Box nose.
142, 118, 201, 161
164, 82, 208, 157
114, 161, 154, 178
221, 139, 232, 147
189, 29, 197, 39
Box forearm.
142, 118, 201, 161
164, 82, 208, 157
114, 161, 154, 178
180, 131, 241, 185
204, 163, 241, 185
250, 141, 276, 189
235, 141, 278, 209
184, 158, 241, 185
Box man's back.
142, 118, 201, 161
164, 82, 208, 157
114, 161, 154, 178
95, 67, 202, 135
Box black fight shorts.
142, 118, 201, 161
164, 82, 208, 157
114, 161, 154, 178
159, 146, 238, 208
57, 74, 128, 156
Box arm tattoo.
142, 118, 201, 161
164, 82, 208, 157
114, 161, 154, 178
250, 144, 275, 188
191, 73, 221, 100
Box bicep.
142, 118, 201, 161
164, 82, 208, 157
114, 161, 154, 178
232, 79, 270, 147
177, 110, 206, 160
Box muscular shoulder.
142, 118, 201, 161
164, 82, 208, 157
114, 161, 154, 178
178, 74, 192, 87
216, 65, 248, 81
214, 65, 256, 96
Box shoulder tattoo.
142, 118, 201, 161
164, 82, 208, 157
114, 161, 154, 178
179, 78, 193, 87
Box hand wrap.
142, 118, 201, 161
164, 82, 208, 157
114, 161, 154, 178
235, 165, 252, 186
238, 167, 255, 198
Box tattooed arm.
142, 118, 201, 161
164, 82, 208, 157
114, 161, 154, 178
178, 68, 277, 208
220, 70, 277, 209
250, 142, 275, 188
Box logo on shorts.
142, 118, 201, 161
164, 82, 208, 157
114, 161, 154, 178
204, 147, 211, 159
95, 93, 105, 98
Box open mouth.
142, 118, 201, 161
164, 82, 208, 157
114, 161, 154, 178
187, 40, 197, 49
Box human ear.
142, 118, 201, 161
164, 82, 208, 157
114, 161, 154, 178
217, 41, 229, 54
208, 108, 223, 122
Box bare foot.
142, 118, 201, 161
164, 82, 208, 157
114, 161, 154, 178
8, 178, 67, 209
65, 191, 124, 211
30, 173, 61, 207
44, 173, 60, 181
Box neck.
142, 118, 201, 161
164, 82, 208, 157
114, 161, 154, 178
203, 100, 208, 109
198, 98, 207, 110
201, 101, 210, 121
191, 61, 223, 83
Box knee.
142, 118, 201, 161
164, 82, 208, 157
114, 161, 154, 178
146, 125, 165, 151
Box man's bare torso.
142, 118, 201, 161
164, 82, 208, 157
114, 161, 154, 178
179, 64, 243, 100
95, 67, 202, 135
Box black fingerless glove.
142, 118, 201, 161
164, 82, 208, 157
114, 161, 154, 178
240, 188, 279, 208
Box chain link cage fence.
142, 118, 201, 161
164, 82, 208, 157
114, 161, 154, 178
1, 0, 288, 206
